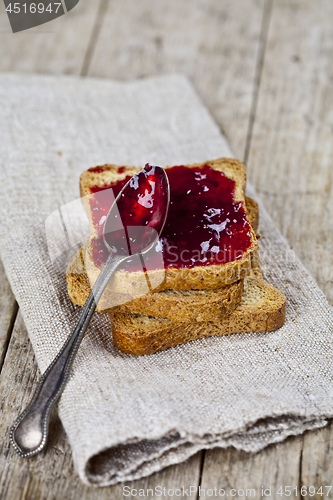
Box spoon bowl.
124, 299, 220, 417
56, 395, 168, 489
104, 164, 170, 257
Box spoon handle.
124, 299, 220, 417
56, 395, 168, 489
10, 253, 127, 458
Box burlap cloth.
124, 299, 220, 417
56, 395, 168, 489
0, 72, 332, 486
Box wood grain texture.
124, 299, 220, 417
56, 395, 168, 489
0, 260, 17, 369
247, 0, 333, 304
0, 0, 101, 75
203, 0, 333, 495
0, 313, 203, 500
201, 428, 332, 499
87, 0, 265, 159
201, 438, 303, 500
301, 423, 333, 498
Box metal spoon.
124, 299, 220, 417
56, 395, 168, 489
10, 164, 170, 458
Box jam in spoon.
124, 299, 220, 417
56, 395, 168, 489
10, 164, 170, 458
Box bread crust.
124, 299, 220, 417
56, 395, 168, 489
112, 280, 243, 322
245, 196, 259, 233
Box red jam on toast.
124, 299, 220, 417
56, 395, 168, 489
88, 165, 252, 270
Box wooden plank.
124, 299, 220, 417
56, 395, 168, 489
202, 0, 333, 495
301, 422, 333, 498
201, 438, 303, 500
116, 453, 203, 500
0, 0, 101, 75
0, 259, 17, 369
0, 313, 202, 500
200, 423, 333, 500
87, 0, 265, 160
247, 0, 333, 304
202, 427, 333, 499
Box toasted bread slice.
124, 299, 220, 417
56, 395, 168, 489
80, 159, 258, 297
111, 280, 243, 322
66, 198, 258, 320
108, 267, 286, 355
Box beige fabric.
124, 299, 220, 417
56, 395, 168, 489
0, 72, 332, 486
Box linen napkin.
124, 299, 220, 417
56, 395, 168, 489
0, 72, 332, 486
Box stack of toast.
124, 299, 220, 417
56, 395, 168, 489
66, 159, 286, 355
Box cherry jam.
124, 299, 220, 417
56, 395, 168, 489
89, 164, 252, 269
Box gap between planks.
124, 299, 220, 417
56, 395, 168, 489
243, 0, 273, 165
80, 0, 109, 77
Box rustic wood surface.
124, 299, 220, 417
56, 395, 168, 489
248, 0, 333, 305
0, 0, 332, 498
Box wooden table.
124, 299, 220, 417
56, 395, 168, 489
0, 1, 332, 498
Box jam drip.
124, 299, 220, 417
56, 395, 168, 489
89, 164, 252, 270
